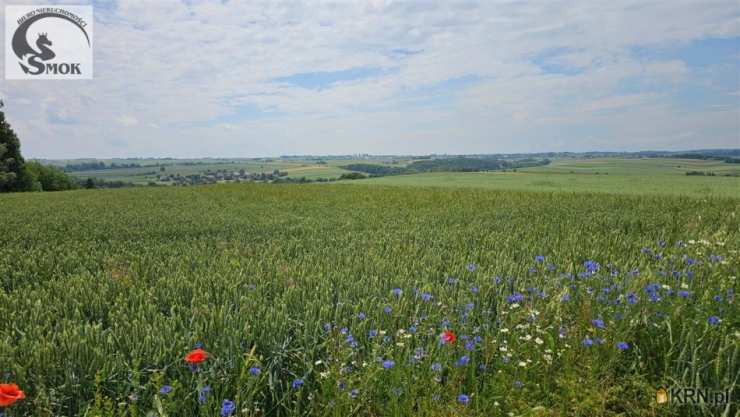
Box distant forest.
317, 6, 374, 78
342, 157, 550, 177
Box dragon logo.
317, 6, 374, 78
6, 6, 92, 79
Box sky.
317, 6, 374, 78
0, 0, 738, 158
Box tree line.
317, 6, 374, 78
0, 102, 79, 192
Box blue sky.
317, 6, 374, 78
0, 0, 738, 158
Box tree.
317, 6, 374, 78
25, 161, 77, 191
0, 101, 33, 192
85, 178, 96, 189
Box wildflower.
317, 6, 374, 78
430, 362, 441, 372
560, 293, 570, 302
465, 340, 475, 351
0, 383, 25, 407
534, 337, 544, 345
467, 263, 477, 272
583, 260, 600, 273
220, 399, 236, 417
514, 380, 523, 388
708, 316, 721, 326
368, 329, 378, 338
507, 292, 524, 303
714, 295, 722, 302
591, 319, 605, 329
198, 386, 210, 403
323, 323, 332, 331
535, 255, 545, 262
678, 290, 690, 298
421, 292, 432, 301
455, 355, 470, 366
159, 385, 173, 395
184, 348, 209, 364
440, 330, 457, 344
582, 336, 594, 346
383, 306, 392, 314
349, 389, 359, 399
382, 359, 394, 369
458, 394, 470, 404
627, 292, 638, 305
357, 312, 366, 320
616, 342, 629, 351
470, 286, 478, 294
249, 367, 261, 376
392, 288, 402, 297
408, 325, 417, 333
291, 378, 304, 388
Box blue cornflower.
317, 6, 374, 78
507, 292, 524, 303
514, 380, 523, 388
458, 394, 470, 404
198, 385, 210, 403
382, 359, 394, 369
408, 325, 417, 333
535, 255, 545, 262
467, 263, 477, 272
465, 341, 475, 351
528, 266, 537, 273
368, 329, 378, 338
713, 295, 722, 302
616, 341, 629, 351
470, 286, 478, 294
678, 290, 690, 298
220, 399, 236, 417
583, 260, 600, 273
421, 292, 432, 301
291, 378, 304, 389
340, 327, 349, 334
392, 288, 402, 297
447, 276, 458, 285
383, 306, 392, 314
456, 355, 470, 366
349, 389, 359, 399
248, 366, 261, 376
323, 323, 331, 331
708, 316, 721, 326
560, 293, 570, 303
494, 276, 502, 284
357, 312, 366, 320
159, 385, 173, 395
431, 362, 441, 372
591, 319, 605, 329
627, 292, 638, 305
193, 341, 204, 349
582, 336, 594, 346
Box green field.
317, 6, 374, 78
355, 158, 740, 197
0, 183, 737, 416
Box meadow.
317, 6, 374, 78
0, 183, 737, 417
357, 158, 740, 198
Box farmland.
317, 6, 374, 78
357, 158, 740, 198
0, 183, 737, 416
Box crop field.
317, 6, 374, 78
357, 158, 740, 198
0, 184, 737, 417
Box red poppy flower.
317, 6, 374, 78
0, 383, 25, 407
441, 330, 457, 344
184, 348, 209, 364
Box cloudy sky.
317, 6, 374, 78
1, 0, 738, 158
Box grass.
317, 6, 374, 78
354, 158, 740, 198
0, 183, 737, 416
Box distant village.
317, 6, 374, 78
156, 168, 291, 186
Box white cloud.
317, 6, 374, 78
0, 0, 738, 157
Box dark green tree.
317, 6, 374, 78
0, 101, 33, 192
